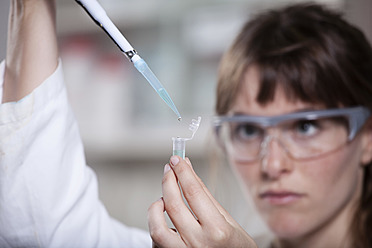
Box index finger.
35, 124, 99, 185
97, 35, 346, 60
184, 157, 236, 224
169, 156, 226, 228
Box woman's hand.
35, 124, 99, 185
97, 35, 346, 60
148, 155, 257, 248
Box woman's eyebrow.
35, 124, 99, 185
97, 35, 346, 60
227, 111, 252, 116
228, 107, 321, 117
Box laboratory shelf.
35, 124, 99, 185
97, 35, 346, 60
83, 124, 213, 161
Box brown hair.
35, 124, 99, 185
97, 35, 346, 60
216, 3, 372, 247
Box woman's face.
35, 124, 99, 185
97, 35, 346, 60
228, 65, 369, 240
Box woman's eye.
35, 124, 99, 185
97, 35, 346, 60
294, 120, 319, 136
233, 124, 261, 140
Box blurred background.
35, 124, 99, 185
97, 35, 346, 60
0, 0, 371, 238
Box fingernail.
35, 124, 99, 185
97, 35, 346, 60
164, 164, 171, 174
170, 156, 180, 167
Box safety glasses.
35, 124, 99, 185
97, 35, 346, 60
213, 106, 370, 162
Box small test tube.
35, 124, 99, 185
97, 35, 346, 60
172, 137, 186, 159
171, 116, 201, 159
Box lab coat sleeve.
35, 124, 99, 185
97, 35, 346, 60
0, 60, 152, 248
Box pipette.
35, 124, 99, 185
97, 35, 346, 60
75, 0, 181, 120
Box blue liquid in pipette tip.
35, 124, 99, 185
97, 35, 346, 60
158, 88, 182, 120
134, 58, 181, 120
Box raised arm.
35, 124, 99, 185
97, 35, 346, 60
1, 2, 152, 247
3, 0, 58, 103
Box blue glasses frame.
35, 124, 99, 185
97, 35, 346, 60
214, 106, 371, 142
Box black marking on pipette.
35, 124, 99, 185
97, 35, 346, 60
124, 50, 138, 60
75, 1, 102, 28
75, 0, 126, 55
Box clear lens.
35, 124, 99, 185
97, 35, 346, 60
279, 116, 348, 159
220, 115, 349, 162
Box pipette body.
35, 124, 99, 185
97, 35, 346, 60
75, 0, 181, 120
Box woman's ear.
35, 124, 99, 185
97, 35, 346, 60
360, 119, 372, 166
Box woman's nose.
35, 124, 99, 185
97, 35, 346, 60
260, 136, 294, 179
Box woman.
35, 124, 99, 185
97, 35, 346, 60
148, 3, 372, 248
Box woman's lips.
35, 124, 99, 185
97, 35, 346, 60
259, 191, 304, 205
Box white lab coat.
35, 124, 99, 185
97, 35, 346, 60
0, 60, 152, 247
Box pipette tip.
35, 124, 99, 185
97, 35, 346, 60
178, 117, 182, 121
